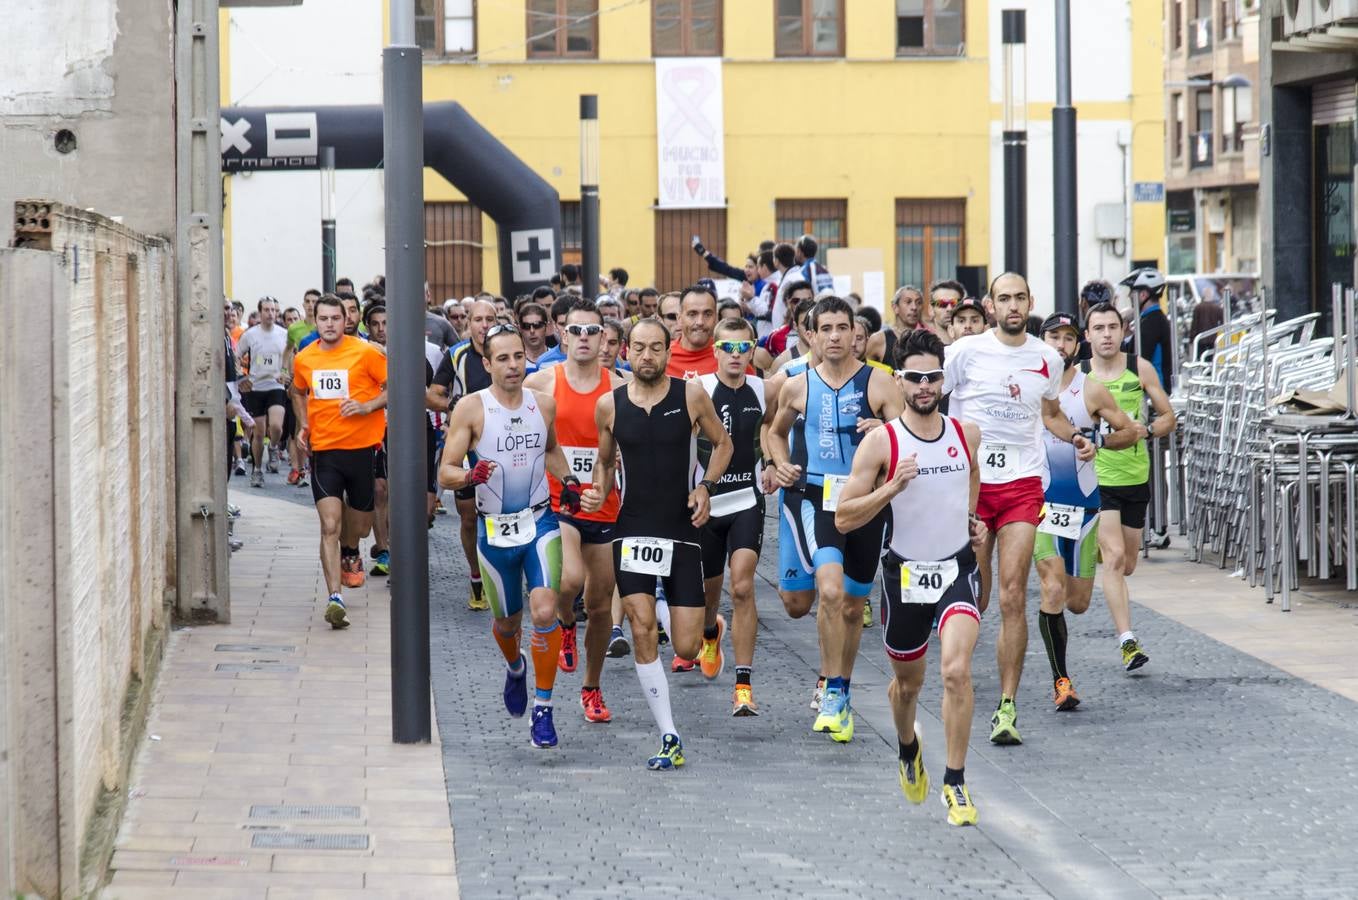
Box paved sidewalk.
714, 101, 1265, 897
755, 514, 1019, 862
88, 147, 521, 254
101, 489, 457, 899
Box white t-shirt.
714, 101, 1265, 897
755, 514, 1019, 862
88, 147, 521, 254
943, 330, 1063, 485
237, 324, 289, 392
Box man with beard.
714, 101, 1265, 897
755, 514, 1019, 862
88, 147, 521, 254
835, 329, 986, 826
942, 274, 1095, 747
949, 296, 989, 340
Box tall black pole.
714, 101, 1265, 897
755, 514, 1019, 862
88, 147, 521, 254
1052, 0, 1078, 315
1002, 10, 1027, 277
580, 95, 600, 300
384, 0, 431, 744
320, 146, 337, 293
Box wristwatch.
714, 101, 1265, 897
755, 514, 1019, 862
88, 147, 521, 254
699, 479, 718, 494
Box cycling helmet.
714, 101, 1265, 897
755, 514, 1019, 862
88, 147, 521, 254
1079, 280, 1114, 305
1119, 267, 1165, 297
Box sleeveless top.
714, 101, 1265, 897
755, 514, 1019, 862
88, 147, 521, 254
794, 363, 874, 489
1042, 369, 1099, 508
548, 367, 619, 522
471, 390, 550, 515
1085, 353, 1148, 486
884, 416, 972, 561
614, 377, 699, 543
697, 374, 766, 519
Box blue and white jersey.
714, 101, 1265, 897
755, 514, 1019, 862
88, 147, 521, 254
1042, 369, 1099, 509
793, 364, 873, 488
471, 390, 550, 515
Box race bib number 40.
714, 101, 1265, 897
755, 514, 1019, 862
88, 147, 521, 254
901, 559, 959, 606
979, 441, 1016, 481
620, 537, 673, 577
1039, 502, 1083, 540
821, 474, 850, 512
312, 369, 350, 401
485, 508, 536, 548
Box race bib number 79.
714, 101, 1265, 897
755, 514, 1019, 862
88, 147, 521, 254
312, 369, 350, 401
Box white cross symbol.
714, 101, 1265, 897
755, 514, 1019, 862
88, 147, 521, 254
221, 117, 252, 155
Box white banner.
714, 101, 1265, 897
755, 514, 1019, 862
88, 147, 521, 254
655, 57, 725, 209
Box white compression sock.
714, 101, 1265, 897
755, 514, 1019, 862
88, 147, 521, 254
635, 659, 677, 738
655, 596, 672, 634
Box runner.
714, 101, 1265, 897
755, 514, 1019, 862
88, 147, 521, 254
363, 304, 391, 576
437, 324, 577, 749
237, 296, 290, 487
834, 328, 987, 825
666, 285, 720, 381
942, 272, 1096, 746
428, 300, 497, 610
1084, 301, 1177, 672
516, 302, 551, 373
867, 285, 932, 364
523, 299, 620, 725
291, 295, 388, 626
767, 295, 904, 742
1031, 313, 1141, 710
696, 318, 767, 715
949, 296, 989, 340
581, 317, 733, 769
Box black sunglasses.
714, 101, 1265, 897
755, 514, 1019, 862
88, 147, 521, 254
520, 320, 546, 330
896, 368, 945, 384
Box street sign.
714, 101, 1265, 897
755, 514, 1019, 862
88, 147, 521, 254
1134, 182, 1165, 203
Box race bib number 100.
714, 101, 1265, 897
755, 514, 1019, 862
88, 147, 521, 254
312, 369, 350, 401
620, 537, 674, 577
901, 559, 959, 606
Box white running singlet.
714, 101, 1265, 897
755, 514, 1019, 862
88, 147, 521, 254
943, 330, 1063, 485
471, 391, 549, 515
883, 416, 973, 561
237, 324, 289, 391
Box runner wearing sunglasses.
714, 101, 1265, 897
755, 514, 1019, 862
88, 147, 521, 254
696, 319, 768, 715
928, 279, 966, 346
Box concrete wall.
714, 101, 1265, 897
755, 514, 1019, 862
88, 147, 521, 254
0, 204, 175, 898
0, 0, 177, 247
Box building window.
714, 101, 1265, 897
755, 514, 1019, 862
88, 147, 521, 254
895, 199, 964, 291
1192, 88, 1214, 168
528, 0, 597, 58
775, 0, 844, 58
1221, 84, 1251, 155
775, 199, 847, 251
560, 201, 582, 266
655, 209, 727, 291
1171, 0, 1184, 51
415, 0, 476, 56
425, 202, 483, 302
1172, 92, 1186, 161
1219, 0, 1238, 41
1189, 0, 1212, 54
896, 0, 964, 56
654, 0, 722, 56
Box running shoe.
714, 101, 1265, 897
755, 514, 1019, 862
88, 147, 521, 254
324, 596, 350, 629
989, 698, 1022, 745
606, 626, 630, 658
656, 622, 670, 646
671, 655, 697, 673
810, 676, 826, 711
1121, 638, 1149, 672
732, 685, 759, 717
559, 623, 578, 673
646, 733, 685, 771
250, 469, 264, 488
468, 587, 490, 611
340, 556, 366, 589
297, 467, 309, 487
831, 707, 855, 744
233, 461, 246, 477
580, 687, 612, 723
941, 783, 978, 826
266, 447, 280, 474
369, 549, 390, 577
1053, 677, 1080, 711
435, 500, 448, 515
530, 706, 558, 748
287, 468, 301, 486
863, 599, 874, 629
698, 614, 726, 680
898, 741, 930, 805
813, 686, 848, 735
503, 663, 528, 717
1149, 530, 1171, 550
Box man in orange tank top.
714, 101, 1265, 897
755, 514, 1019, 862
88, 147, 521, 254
523, 299, 621, 724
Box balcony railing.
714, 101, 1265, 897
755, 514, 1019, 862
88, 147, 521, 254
1189, 16, 1213, 54
1191, 130, 1215, 168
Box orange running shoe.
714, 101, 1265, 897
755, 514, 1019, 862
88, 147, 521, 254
580, 687, 612, 723
732, 684, 759, 717
340, 556, 366, 589
698, 614, 726, 680
671, 656, 697, 673
1053, 677, 1080, 711
287, 468, 301, 486
559, 622, 578, 673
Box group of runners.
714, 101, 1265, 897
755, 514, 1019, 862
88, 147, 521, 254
255, 258, 1176, 828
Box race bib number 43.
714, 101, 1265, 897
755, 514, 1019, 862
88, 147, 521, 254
620, 537, 673, 577
312, 369, 350, 400
901, 559, 959, 606
979, 441, 1016, 481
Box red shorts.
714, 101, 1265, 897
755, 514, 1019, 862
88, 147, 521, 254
976, 477, 1045, 533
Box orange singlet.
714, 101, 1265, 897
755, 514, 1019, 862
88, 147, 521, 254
548, 366, 619, 522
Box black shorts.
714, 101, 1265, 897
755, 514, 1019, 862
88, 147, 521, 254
281, 400, 298, 444
612, 538, 704, 608
880, 544, 980, 662
699, 498, 765, 577
454, 485, 476, 503
558, 514, 616, 545
1099, 482, 1151, 530
426, 428, 438, 494
311, 447, 377, 512
243, 388, 288, 418
792, 482, 886, 597
374, 443, 388, 480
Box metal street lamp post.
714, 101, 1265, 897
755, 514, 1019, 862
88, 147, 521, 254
1052, 0, 1079, 316
1002, 9, 1028, 278
580, 95, 600, 299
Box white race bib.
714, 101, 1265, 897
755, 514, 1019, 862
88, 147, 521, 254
1039, 502, 1083, 540
619, 537, 673, 576
901, 559, 960, 606
253, 352, 281, 378
821, 474, 850, 512
312, 369, 350, 401
708, 486, 757, 519
979, 441, 1017, 481
563, 446, 598, 480
485, 508, 536, 548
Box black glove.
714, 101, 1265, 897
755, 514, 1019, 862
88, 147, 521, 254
560, 475, 583, 514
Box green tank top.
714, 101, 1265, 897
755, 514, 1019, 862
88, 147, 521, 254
1085, 353, 1148, 486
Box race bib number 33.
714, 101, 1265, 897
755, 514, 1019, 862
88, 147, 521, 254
1039, 502, 1083, 540
313, 369, 350, 401
620, 537, 673, 577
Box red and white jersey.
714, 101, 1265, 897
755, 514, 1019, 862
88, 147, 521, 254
943, 330, 1063, 485
884, 416, 973, 561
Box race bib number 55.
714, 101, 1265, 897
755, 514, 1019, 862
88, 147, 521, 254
620, 537, 673, 577
312, 369, 350, 401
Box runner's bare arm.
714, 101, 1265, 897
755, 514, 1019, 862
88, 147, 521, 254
868, 367, 905, 422
962, 422, 986, 546
340, 387, 385, 418
752, 345, 774, 374
581, 392, 616, 513
437, 400, 482, 491
522, 367, 553, 394
766, 372, 807, 486
1042, 396, 1095, 461
1085, 380, 1145, 450
425, 382, 451, 413
758, 372, 785, 493
290, 383, 309, 451
1136, 357, 1177, 437
833, 426, 900, 533
866, 330, 887, 364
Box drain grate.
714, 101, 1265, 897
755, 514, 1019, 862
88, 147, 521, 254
215, 663, 299, 673
249, 804, 361, 821
251, 832, 369, 850
215, 643, 296, 653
